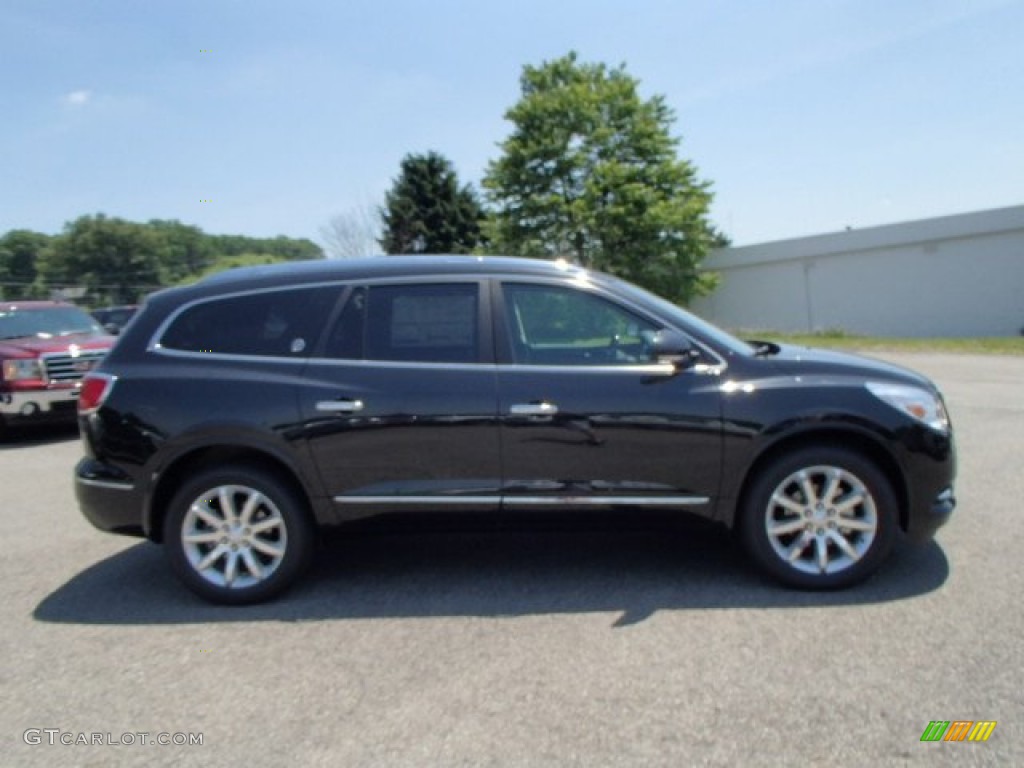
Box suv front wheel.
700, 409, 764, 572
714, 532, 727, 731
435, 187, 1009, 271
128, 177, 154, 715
163, 465, 314, 604
739, 447, 898, 589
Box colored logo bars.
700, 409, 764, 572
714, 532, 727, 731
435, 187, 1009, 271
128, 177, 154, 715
920, 721, 997, 742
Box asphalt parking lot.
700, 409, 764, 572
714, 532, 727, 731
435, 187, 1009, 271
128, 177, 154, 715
1, 353, 1020, 767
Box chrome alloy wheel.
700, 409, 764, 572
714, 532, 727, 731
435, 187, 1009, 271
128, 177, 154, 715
180, 484, 288, 589
764, 465, 878, 575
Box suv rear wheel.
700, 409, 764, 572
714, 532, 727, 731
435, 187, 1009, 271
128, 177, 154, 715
163, 465, 314, 604
739, 447, 897, 589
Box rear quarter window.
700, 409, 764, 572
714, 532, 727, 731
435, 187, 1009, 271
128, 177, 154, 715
159, 286, 339, 357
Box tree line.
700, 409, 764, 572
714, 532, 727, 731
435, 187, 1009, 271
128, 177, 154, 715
0, 217, 321, 306
3, 52, 725, 307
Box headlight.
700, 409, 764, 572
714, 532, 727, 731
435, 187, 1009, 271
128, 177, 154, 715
866, 381, 949, 432
2, 358, 45, 382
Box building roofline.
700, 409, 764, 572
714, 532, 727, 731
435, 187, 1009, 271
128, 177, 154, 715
710, 204, 1024, 270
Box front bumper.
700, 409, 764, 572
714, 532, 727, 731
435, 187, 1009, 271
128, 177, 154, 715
0, 387, 80, 421
900, 426, 957, 541
906, 486, 956, 541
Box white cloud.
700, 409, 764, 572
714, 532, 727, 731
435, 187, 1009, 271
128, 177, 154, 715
62, 89, 92, 107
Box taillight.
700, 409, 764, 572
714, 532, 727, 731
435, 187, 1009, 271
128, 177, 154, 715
78, 373, 115, 415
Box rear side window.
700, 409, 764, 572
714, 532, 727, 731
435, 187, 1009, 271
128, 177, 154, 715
325, 283, 480, 363
159, 286, 339, 357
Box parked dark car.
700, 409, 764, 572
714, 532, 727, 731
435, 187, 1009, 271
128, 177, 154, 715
74, 256, 955, 603
91, 304, 138, 335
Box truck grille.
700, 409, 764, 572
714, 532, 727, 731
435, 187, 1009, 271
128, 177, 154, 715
42, 350, 107, 382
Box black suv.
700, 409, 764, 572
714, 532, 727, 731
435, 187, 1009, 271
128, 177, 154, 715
75, 256, 955, 603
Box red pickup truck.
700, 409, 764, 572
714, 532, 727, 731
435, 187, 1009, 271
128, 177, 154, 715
0, 301, 115, 433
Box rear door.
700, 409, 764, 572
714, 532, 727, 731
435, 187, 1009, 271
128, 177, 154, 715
299, 280, 502, 518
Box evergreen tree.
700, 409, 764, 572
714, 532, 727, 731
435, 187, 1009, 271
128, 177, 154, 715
380, 151, 484, 254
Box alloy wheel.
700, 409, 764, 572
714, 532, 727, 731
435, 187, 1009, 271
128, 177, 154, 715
180, 484, 289, 589
764, 465, 878, 576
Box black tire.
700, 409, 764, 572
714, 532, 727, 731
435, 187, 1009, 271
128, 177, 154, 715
163, 464, 314, 604
739, 447, 897, 589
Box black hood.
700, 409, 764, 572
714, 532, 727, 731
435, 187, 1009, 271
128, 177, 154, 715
764, 344, 933, 388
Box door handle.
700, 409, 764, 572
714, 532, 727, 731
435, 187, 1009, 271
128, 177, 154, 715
316, 398, 364, 413
509, 402, 559, 416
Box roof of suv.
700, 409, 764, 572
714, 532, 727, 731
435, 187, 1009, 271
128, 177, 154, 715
149, 255, 591, 306
203, 255, 583, 284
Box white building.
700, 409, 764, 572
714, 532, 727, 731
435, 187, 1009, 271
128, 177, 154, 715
691, 205, 1024, 337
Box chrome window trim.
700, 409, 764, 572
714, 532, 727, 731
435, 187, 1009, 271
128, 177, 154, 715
327, 274, 488, 287
152, 352, 720, 376
305, 357, 492, 371
495, 362, 722, 376
304, 358, 683, 374
150, 347, 311, 365
144, 271, 728, 372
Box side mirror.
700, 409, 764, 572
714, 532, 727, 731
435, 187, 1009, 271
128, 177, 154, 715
649, 330, 700, 368
103, 323, 121, 336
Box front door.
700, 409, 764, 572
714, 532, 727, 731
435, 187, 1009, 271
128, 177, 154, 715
495, 281, 722, 513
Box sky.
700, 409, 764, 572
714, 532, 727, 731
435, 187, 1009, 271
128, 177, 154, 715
2, 0, 1021, 249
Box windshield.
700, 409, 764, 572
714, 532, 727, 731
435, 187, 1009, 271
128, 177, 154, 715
0, 307, 104, 340
596, 274, 756, 357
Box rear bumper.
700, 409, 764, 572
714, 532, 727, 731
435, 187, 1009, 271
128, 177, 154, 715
74, 458, 146, 537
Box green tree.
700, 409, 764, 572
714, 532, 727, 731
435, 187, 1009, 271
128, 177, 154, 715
175, 252, 289, 284
39, 214, 165, 305
0, 230, 50, 299
483, 52, 721, 304
146, 219, 214, 283
206, 234, 323, 262
380, 151, 485, 254
261, 235, 323, 261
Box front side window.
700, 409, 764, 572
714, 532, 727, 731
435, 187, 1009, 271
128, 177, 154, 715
326, 283, 480, 363
503, 283, 659, 366
160, 286, 339, 357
